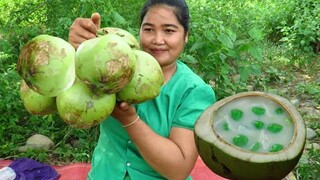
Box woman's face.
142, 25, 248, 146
139, 5, 188, 68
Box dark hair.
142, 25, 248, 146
140, 0, 190, 33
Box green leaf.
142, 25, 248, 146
239, 66, 250, 82
250, 64, 261, 75
183, 55, 198, 64
227, 30, 237, 42
217, 33, 234, 49
111, 11, 126, 25
219, 53, 227, 61
248, 46, 262, 61
204, 30, 215, 41
248, 28, 264, 41
80, 4, 89, 17
238, 44, 250, 52
227, 49, 240, 60
190, 41, 205, 52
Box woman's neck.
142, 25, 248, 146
161, 62, 177, 84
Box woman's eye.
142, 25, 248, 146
143, 28, 153, 32
165, 29, 175, 33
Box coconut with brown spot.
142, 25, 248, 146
75, 34, 136, 94
96, 27, 140, 50
17, 34, 76, 97
116, 50, 164, 104
20, 80, 57, 115
56, 78, 116, 129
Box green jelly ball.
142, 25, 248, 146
231, 109, 243, 121
269, 144, 284, 152
250, 142, 261, 152
267, 123, 283, 133
223, 122, 229, 131
275, 107, 284, 114
253, 120, 265, 129
284, 118, 292, 124
232, 134, 249, 147
252, 106, 266, 115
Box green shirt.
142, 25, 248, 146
88, 61, 216, 180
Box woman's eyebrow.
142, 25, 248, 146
163, 24, 179, 29
142, 22, 179, 29
141, 22, 154, 27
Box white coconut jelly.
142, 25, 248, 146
213, 96, 294, 153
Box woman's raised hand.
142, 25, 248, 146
68, 13, 101, 49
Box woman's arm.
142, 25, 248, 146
113, 102, 198, 180
130, 122, 198, 180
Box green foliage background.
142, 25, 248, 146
0, 0, 319, 178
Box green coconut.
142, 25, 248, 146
17, 34, 76, 97
194, 91, 306, 180
20, 80, 57, 115
56, 78, 116, 129
97, 27, 140, 49
116, 50, 164, 104
76, 34, 136, 94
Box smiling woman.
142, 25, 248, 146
0, 0, 319, 179
68, 0, 216, 179
139, 4, 188, 79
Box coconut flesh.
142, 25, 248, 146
75, 34, 136, 94
194, 91, 306, 180
17, 34, 76, 97
20, 80, 57, 115
56, 79, 116, 129
116, 50, 164, 104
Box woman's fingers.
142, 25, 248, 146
68, 13, 101, 49
91, 12, 101, 30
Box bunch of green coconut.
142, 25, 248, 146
194, 91, 306, 180
17, 27, 164, 129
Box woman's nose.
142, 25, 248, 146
152, 32, 165, 45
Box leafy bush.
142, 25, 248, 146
279, 0, 320, 54
296, 82, 320, 105
183, 0, 265, 99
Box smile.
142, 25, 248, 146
150, 48, 166, 55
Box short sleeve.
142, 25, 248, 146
172, 84, 216, 130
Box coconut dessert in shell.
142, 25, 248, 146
194, 91, 306, 180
